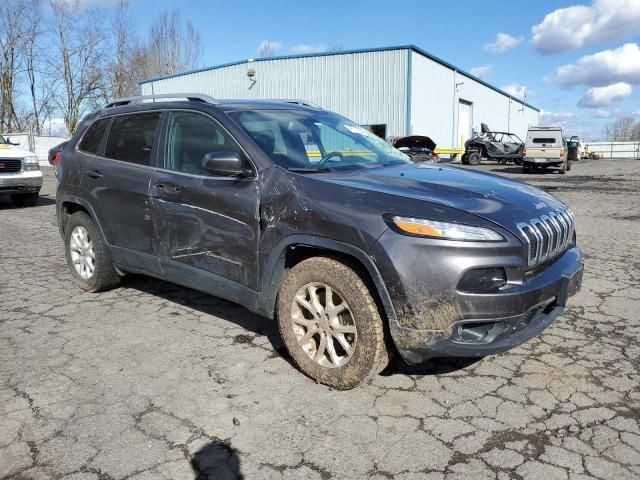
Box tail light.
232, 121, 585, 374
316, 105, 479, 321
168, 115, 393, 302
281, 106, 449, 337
559, 149, 565, 157
52, 152, 62, 166
523, 148, 527, 157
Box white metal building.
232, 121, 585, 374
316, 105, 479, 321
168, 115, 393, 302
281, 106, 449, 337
139, 45, 540, 150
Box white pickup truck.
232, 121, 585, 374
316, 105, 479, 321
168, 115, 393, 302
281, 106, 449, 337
0, 135, 42, 206
523, 126, 570, 174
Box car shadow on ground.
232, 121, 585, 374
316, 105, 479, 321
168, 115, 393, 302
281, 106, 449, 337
191, 440, 242, 480
125, 274, 480, 379
0, 195, 56, 210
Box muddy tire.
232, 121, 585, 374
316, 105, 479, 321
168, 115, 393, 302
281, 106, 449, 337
64, 211, 120, 292
10, 192, 39, 207
467, 152, 481, 165
276, 256, 389, 389
461, 154, 469, 165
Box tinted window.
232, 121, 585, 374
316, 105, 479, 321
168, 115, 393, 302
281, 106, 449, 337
105, 112, 161, 165
532, 138, 558, 144
78, 118, 110, 154
165, 111, 241, 175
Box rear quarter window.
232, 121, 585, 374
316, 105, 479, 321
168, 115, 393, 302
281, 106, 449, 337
78, 118, 110, 154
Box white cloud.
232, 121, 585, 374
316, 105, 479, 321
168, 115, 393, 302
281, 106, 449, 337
289, 43, 328, 54
531, 0, 640, 54
484, 33, 523, 53
256, 40, 282, 56
547, 43, 640, 87
470, 65, 492, 79
578, 82, 633, 107
540, 111, 576, 124
592, 109, 612, 118
502, 82, 527, 99
43, 118, 69, 137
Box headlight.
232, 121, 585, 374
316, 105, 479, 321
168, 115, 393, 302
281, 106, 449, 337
23, 155, 40, 171
391, 216, 504, 242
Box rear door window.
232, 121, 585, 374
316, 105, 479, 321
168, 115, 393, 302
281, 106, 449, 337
104, 112, 161, 166
78, 118, 110, 154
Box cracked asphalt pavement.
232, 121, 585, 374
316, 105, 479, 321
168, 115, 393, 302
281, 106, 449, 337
1, 159, 639, 480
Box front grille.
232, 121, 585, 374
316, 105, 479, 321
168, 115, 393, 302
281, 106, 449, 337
0, 158, 22, 173
517, 208, 575, 269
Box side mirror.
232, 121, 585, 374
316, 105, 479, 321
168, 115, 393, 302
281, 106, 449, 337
202, 151, 253, 177
6, 137, 20, 146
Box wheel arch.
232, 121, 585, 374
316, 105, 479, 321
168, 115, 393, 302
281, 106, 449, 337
257, 235, 397, 326
57, 195, 107, 243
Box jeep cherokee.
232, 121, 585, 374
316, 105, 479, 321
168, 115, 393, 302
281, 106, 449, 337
56, 94, 584, 389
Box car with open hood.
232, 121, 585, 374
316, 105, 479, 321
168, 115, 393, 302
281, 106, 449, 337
56, 94, 583, 389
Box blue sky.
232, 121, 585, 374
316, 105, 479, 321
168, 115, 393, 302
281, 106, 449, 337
102, 0, 640, 139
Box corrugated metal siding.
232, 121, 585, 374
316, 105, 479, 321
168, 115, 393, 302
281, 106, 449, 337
142, 50, 408, 137
409, 51, 539, 146
410, 52, 455, 146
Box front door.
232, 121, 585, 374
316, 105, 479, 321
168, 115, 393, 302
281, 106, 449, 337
150, 110, 260, 305
83, 111, 162, 275
457, 100, 473, 148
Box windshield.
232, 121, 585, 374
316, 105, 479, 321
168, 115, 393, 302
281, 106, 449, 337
229, 109, 410, 171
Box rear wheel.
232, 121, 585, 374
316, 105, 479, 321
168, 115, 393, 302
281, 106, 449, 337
559, 159, 567, 174
522, 164, 531, 173
64, 211, 120, 292
10, 192, 39, 207
276, 257, 389, 389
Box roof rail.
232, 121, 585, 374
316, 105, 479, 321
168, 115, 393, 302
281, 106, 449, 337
105, 93, 219, 108
279, 99, 320, 108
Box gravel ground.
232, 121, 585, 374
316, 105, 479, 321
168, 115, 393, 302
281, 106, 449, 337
0, 159, 638, 480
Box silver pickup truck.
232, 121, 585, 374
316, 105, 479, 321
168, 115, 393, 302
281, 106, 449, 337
0, 135, 42, 207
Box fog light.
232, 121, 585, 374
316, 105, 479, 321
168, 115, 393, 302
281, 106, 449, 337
458, 267, 507, 292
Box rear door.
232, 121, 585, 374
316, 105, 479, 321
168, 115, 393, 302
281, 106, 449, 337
150, 110, 260, 306
526, 130, 563, 159
83, 111, 162, 275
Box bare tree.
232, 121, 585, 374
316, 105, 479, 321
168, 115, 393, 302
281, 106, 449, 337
258, 40, 277, 58
109, 0, 139, 98
604, 116, 636, 141
142, 10, 202, 78
0, 0, 30, 131
50, 0, 107, 134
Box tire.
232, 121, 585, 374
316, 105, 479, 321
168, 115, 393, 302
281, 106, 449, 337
559, 159, 567, 174
522, 164, 531, 174
567, 159, 572, 171
461, 154, 469, 165
64, 211, 120, 292
467, 152, 481, 165
10, 192, 39, 207
276, 256, 389, 389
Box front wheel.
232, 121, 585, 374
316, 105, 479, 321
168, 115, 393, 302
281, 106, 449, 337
64, 211, 120, 292
467, 152, 481, 165
276, 257, 389, 389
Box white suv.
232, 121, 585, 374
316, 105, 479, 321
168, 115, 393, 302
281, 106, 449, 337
0, 135, 42, 206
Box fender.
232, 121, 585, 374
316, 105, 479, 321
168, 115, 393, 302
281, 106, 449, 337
56, 194, 109, 245
256, 234, 397, 324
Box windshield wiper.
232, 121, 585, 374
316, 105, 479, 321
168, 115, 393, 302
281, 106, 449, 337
287, 167, 333, 173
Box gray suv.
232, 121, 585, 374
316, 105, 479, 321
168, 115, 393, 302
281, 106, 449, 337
56, 94, 584, 389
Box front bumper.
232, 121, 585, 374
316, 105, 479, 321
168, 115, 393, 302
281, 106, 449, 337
371, 229, 583, 364
0, 170, 43, 194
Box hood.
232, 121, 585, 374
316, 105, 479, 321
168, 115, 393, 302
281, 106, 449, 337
0, 144, 34, 159
315, 163, 565, 235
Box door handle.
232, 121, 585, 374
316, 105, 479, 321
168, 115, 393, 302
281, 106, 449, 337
85, 170, 102, 179
153, 182, 181, 194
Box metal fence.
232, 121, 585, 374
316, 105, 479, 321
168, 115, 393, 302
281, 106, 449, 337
585, 141, 640, 159
1, 132, 70, 166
